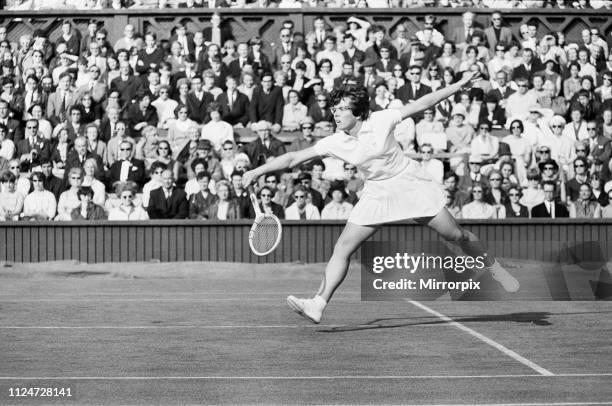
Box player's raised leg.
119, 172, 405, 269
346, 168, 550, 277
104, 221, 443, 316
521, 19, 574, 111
415, 208, 519, 292
287, 222, 379, 323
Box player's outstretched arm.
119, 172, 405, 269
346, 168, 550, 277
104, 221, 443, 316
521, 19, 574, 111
242, 146, 321, 187
398, 71, 478, 121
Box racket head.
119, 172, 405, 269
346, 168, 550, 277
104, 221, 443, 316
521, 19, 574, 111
248, 213, 282, 256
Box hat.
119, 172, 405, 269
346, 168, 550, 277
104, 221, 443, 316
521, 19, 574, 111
549, 115, 566, 127
451, 104, 467, 118
300, 116, 315, 127
328, 180, 348, 199
362, 57, 377, 67
485, 94, 499, 104
196, 139, 212, 150
538, 145, 552, 153
379, 41, 392, 51
1, 77, 13, 87
252, 120, 272, 131
538, 159, 559, 172
469, 154, 483, 164
544, 57, 557, 66
297, 172, 312, 182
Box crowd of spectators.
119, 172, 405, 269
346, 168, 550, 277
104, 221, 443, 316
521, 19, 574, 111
1, 9, 612, 222
5, 0, 612, 10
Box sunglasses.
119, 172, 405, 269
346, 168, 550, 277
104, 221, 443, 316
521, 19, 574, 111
294, 194, 306, 198
576, 149, 586, 152
9, 166, 19, 169
540, 150, 550, 153
120, 148, 132, 151
587, 127, 597, 131
223, 147, 233, 151
301, 126, 313, 130
121, 194, 134, 199
575, 164, 585, 167
158, 147, 169, 150
517, 84, 528, 88
551, 125, 563, 128
70, 176, 82, 180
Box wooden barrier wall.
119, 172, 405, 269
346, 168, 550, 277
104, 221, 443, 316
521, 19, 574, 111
0, 219, 610, 263
1, 8, 611, 53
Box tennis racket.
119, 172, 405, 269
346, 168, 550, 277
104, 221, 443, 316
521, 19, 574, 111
248, 185, 282, 256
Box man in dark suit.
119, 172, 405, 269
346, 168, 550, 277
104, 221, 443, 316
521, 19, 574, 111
186, 75, 214, 124
488, 70, 515, 102
99, 105, 122, 143
106, 140, 147, 191
245, 120, 286, 168
586, 121, 612, 172
249, 72, 284, 130
216, 75, 249, 127
531, 181, 570, 218
15, 119, 51, 171
342, 34, 365, 65
268, 27, 297, 70
448, 11, 483, 50
169, 22, 195, 57
147, 169, 189, 219
228, 42, 253, 79
511, 48, 543, 84
202, 13, 234, 48
285, 172, 324, 213
484, 12, 514, 55
396, 65, 431, 121
110, 62, 143, 106
0, 100, 23, 142
63, 136, 104, 184
40, 158, 65, 201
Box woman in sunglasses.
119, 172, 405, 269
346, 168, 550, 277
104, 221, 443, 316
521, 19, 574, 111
242, 71, 519, 324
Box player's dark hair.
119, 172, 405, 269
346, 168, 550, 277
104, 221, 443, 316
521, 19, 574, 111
329, 84, 370, 121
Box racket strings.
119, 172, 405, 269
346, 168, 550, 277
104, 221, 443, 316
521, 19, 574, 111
252, 217, 281, 254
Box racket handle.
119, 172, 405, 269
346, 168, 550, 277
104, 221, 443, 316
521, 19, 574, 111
247, 185, 262, 216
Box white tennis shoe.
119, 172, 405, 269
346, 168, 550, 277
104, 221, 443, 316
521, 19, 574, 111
488, 260, 520, 293
287, 295, 326, 324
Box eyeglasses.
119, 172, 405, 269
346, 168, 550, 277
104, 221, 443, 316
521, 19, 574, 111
223, 147, 233, 151
294, 194, 306, 199
551, 125, 563, 128
587, 127, 597, 131
409, 71, 421, 75
280, 34, 290, 38
154, 170, 164, 175
70, 176, 82, 180
331, 106, 351, 114
96, 37, 105, 40
121, 194, 134, 199
120, 148, 132, 151
576, 148, 586, 152
575, 163, 585, 168
540, 150, 550, 153
517, 84, 528, 88
9, 166, 19, 169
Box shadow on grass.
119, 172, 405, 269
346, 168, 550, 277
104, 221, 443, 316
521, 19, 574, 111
318, 310, 612, 333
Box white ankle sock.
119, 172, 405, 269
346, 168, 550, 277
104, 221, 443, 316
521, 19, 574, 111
313, 295, 327, 308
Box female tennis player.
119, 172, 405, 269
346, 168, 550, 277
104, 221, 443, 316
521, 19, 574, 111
242, 71, 519, 324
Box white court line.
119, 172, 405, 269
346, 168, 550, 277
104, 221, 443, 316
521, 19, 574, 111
0, 324, 444, 330
0, 373, 611, 380
407, 300, 555, 377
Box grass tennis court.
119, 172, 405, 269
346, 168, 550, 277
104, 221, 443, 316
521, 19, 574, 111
1, 260, 611, 405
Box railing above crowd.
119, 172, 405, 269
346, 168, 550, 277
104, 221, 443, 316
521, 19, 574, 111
0, 5, 611, 46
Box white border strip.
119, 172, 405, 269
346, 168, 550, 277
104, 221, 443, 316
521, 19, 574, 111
0, 373, 610, 380
407, 300, 555, 376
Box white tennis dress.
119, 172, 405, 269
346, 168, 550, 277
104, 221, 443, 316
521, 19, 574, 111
314, 109, 445, 225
